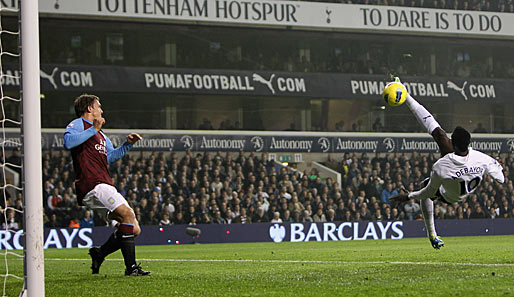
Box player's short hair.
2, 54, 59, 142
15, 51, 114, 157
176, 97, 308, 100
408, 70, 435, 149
74, 94, 99, 117
451, 126, 471, 152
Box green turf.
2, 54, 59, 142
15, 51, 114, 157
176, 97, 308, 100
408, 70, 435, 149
2, 236, 514, 296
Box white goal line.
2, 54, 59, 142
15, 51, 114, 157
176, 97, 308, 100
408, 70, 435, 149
44, 258, 514, 267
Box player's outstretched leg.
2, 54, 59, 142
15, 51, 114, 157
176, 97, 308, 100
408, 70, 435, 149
420, 198, 444, 250
404, 93, 441, 135
393, 77, 454, 156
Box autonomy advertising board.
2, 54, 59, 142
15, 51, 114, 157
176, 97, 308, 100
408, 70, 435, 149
1, 130, 512, 154
2, 219, 513, 250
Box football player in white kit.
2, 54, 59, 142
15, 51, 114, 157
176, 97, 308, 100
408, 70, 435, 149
388, 78, 505, 249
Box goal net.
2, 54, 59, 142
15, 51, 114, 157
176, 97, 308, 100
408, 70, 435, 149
1, 1, 44, 296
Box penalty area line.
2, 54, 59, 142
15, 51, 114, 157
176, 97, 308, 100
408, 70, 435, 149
45, 258, 514, 267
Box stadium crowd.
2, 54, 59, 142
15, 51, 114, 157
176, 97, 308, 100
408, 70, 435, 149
2, 149, 513, 229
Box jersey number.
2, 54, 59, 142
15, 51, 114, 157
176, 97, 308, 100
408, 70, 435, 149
459, 177, 481, 195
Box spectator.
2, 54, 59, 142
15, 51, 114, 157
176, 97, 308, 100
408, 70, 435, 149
488, 208, 497, 219
391, 208, 402, 220
213, 211, 226, 224
381, 183, 398, 204
47, 188, 63, 211
372, 208, 383, 221
159, 213, 171, 225
173, 212, 186, 225
271, 212, 283, 223
445, 205, 456, 219
200, 213, 212, 224
301, 210, 313, 222
312, 208, 327, 222
80, 210, 94, 228
234, 207, 250, 224
45, 213, 61, 228
1, 209, 19, 230
69, 217, 80, 228
383, 207, 393, 220
473, 123, 487, 133
6, 150, 22, 174
404, 199, 421, 220
144, 210, 159, 225
252, 207, 269, 223
500, 200, 510, 217
358, 203, 372, 220
282, 209, 294, 223
470, 206, 487, 219
326, 209, 337, 222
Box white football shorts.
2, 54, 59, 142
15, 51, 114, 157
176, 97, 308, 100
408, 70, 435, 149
83, 183, 129, 212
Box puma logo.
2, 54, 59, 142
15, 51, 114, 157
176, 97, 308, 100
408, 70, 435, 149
252, 73, 275, 94
40, 67, 59, 89
447, 81, 468, 100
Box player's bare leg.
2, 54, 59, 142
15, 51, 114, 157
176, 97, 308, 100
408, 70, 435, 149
431, 127, 454, 157
109, 205, 141, 236
404, 91, 454, 156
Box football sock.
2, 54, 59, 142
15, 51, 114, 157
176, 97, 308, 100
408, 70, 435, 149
405, 94, 441, 134
99, 232, 121, 258
117, 223, 136, 269
421, 199, 437, 238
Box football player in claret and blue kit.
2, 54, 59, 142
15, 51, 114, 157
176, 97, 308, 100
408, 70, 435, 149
385, 79, 505, 249
64, 94, 150, 276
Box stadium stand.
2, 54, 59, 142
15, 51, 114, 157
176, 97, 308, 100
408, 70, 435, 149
2, 149, 511, 228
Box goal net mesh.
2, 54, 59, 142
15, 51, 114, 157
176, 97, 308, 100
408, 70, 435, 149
0, 3, 24, 297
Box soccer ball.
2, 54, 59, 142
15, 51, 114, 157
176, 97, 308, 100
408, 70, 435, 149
382, 82, 408, 107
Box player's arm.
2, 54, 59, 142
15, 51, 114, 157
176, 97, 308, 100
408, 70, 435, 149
486, 157, 505, 184
105, 133, 142, 164
63, 120, 97, 150
407, 171, 443, 200
390, 170, 443, 203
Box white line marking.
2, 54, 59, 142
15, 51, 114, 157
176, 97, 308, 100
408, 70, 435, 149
45, 258, 514, 267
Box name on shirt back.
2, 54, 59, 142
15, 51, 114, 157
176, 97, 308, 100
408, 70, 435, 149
454, 166, 484, 178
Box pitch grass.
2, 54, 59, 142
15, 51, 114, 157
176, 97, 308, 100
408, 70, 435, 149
3, 236, 514, 297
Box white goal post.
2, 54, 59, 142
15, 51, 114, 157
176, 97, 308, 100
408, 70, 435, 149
20, 0, 45, 296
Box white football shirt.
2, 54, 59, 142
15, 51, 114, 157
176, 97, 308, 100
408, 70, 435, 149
408, 148, 504, 203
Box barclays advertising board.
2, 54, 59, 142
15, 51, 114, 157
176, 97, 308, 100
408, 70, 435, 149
2, 219, 513, 250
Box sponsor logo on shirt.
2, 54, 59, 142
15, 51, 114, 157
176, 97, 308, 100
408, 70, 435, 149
95, 139, 107, 155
